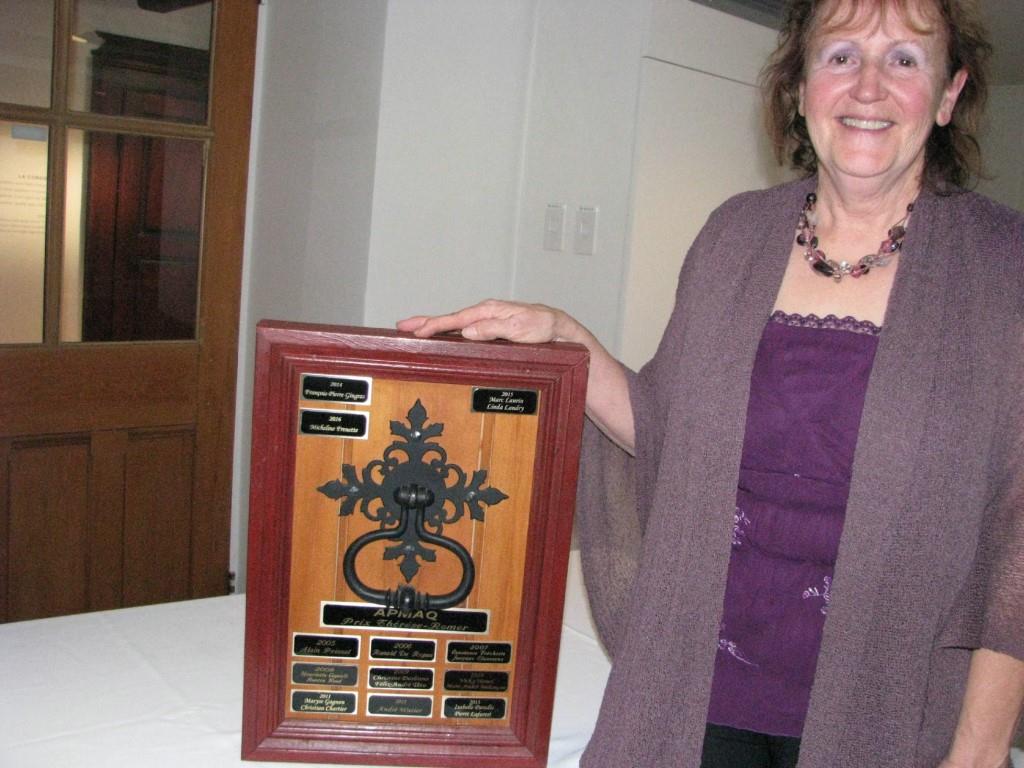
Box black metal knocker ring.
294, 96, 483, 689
318, 399, 507, 611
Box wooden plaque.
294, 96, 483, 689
242, 321, 589, 767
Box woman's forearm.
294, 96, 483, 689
552, 312, 635, 454
941, 649, 1024, 768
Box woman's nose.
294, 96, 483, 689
852, 60, 885, 103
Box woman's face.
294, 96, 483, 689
798, 0, 967, 193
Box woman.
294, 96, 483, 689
398, 0, 1024, 765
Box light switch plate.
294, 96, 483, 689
543, 204, 566, 251
574, 206, 597, 256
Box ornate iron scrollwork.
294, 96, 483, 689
317, 399, 508, 611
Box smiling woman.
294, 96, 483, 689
398, 1, 1024, 766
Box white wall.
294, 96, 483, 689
511, 0, 650, 352
242, 2, 385, 329
361, 1, 537, 328
977, 84, 1024, 212
231, 1, 387, 588
362, 0, 651, 350
619, 0, 788, 369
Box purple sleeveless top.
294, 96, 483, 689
706, 311, 881, 738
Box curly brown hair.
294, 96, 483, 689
761, 0, 993, 191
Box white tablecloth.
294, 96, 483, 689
0, 552, 610, 768
2, 553, 1020, 767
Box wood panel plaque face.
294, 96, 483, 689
242, 322, 589, 767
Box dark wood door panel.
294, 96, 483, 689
6, 437, 90, 621
123, 429, 194, 606
2, 428, 198, 622
0, 344, 198, 436
88, 430, 128, 612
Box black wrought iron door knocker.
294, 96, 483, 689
317, 399, 508, 612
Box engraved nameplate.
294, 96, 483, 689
366, 694, 433, 718
322, 603, 489, 634
368, 666, 434, 691
293, 633, 360, 659
370, 637, 436, 662
299, 409, 368, 439
301, 374, 371, 404
291, 690, 357, 715
292, 663, 358, 687
443, 670, 509, 692
442, 696, 507, 720
471, 388, 538, 415
446, 641, 512, 664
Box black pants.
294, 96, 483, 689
699, 723, 802, 768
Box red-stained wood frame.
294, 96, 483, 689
242, 321, 590, 767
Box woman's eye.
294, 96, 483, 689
891, 48, 922, 67
831, 53, 851, 65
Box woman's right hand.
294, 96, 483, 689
397, 299, 636, 453
397, 299, 579, 345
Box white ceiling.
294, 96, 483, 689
981, 0, 1023, 85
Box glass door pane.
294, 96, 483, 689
0, 1, 54, 107
62, 128, 205, 342
69, 0, 212, 123
0, 121, 49, 344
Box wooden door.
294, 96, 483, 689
0, 0, 258, 622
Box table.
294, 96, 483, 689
0, 552, 609, 768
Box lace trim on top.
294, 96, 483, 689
769, 310, 882, 336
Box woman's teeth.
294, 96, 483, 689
841, 117, 892, 130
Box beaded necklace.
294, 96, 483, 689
798, 192, 913, 283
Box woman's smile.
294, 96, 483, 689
838, 116, 893, 130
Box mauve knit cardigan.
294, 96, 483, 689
575, 176, 1024, 767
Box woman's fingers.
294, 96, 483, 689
395, 310, 471, 338
396, 300, 559, 342
395, 315, 429, 333
410, 305, 493, 338
461, 314, 547, 342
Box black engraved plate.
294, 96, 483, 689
291, 691, 357, 715
366, 694, 433, 718
292, 663, 358, 687
292, 633, 360, 659
322, 602, 488, 634
368, 666, 434, 691
299, 409, 368, 439
471, 388, 538, 415
446, 641, 512, 664
370, 637, 436, 662
442, 697, 507, 720
302, 374, 371, 404
443, 670, 509, 692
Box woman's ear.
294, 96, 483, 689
936, 68, 968, 127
